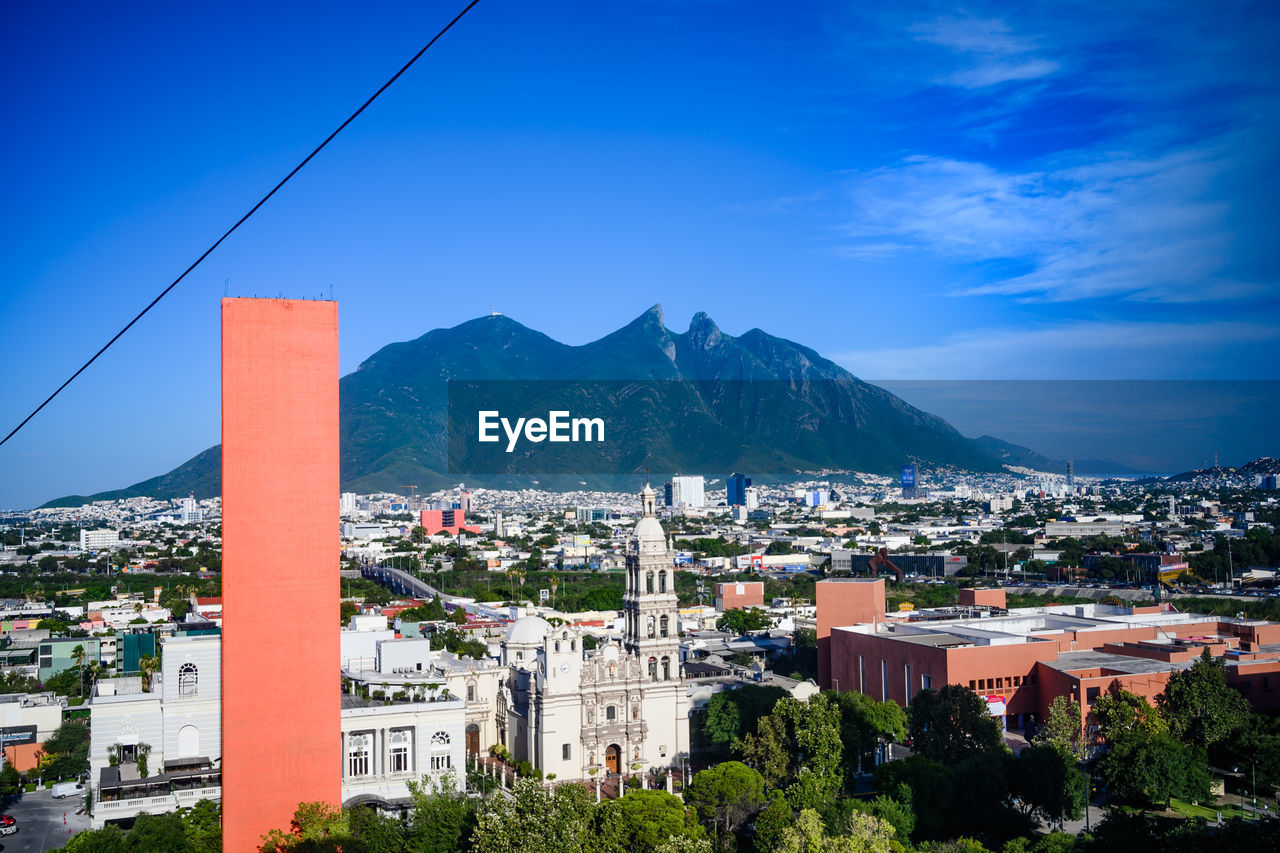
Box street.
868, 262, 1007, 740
0, 789, 92, 853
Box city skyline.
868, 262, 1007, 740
3, 1, 1278, 507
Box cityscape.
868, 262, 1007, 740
3, 2, 1280, 853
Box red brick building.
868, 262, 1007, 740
817, 579, 1280, 731
715, 581, 765, 612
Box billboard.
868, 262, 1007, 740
901, 465, 916, 489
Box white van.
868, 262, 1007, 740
51, 781, 84, 799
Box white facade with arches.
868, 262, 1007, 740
498, 485, 691, 783
340, 694, 466, 811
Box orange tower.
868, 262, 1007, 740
221, 298, 340, 850
816, 578, 885, 689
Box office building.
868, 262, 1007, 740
665, 475, 705, 509
79, 529, 119, 551
727, 473, 752, 507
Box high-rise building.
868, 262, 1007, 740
340, 492, 358, 515
727, 473, 752, 507
1065, 461, 1075, 489
221, 298, 340, 850
180, 495, 203, 524
665, 475, 705, 509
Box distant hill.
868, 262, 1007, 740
972, 435, 1144, 477
44, 306, 1046, 507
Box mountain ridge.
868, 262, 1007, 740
40, 307, 1089, 507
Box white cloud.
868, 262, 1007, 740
829, 320, 1280, 379
909, 15, 1059, 88
839, 147, 1261, 302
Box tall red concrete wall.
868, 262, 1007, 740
817, 579, 885, 689
958, 588, 1006, 608
222, 298, 339, 851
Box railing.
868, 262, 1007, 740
97, 786, 221, 812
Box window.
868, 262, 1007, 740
467, 684, 476, 702
555, 640, 561, 652
660, 615, 669, 638
178, 663, 198, 697
969, 680, 976, 690
904, 664, 912, 705
562, 743, 571, 760
859, 655, 865, 694
881, 660, 888, 702
661, 656, 671, 681
389, 729, 412, 773
347, 733, 371, 777
606, 705, 617, 721
647, 616, 655, 638
1085, 686, 1100, 705
922, 674, 932, 690
659, 571, 667, 593
646, 571, 655, 594
648, 657, 658, 681
430, 730, 451, 772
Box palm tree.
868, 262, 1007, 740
70, 644, 87, 698
139, 654, 159, 692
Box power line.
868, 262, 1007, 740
0, 0, 483, 448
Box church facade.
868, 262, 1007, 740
497, 484, 690, 781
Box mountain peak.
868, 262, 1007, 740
686, 311, 723, 350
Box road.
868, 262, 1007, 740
362, 564, 460, 606
0, 788, 92, 853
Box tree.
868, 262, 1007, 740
1156, 648, 1250, 749
739, 694, 843, 810
71, 644, 88, 698
774, 808, 895, 853
139, 653, 160, 692
828, 689, 907, 783
39, 720, 90, 781
0, 762, 21, 802
1092, 688, 1167, 742
1098, 731, 1212, 808
1009, 743, 1086, 824
1032, 696, 1084, 761
179, 800, 223, 853
259, 801, 357, 852
599, 789, 703, 852
127, 811, 191, 853
472, 778, 596, 853
683, 761, 767, 848
700, 685, 786, 752
405, 775, 476, 853
715, 607, 771, 635
909, 685, 1004, 766
339, 601, 360, 625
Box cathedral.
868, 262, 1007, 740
495, 484, 690, 781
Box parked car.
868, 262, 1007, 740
0, 814, 16, 835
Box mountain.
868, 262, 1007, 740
44, 306, 1016, 506
972, 435, 1144, 477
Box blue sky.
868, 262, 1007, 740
2, 1, 1277, 507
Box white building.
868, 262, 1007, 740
499, 484, 690, 783
341, 694, 466, 812
179, 496, 203, 524
88, 633, 222, 828
665, 476, 706, 509
80, 529, 120, 551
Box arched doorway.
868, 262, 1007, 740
605, 744, 621, 775
466, 724, 480, 756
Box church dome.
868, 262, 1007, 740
633, 516, 666, 545
504, 615, 553, 646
